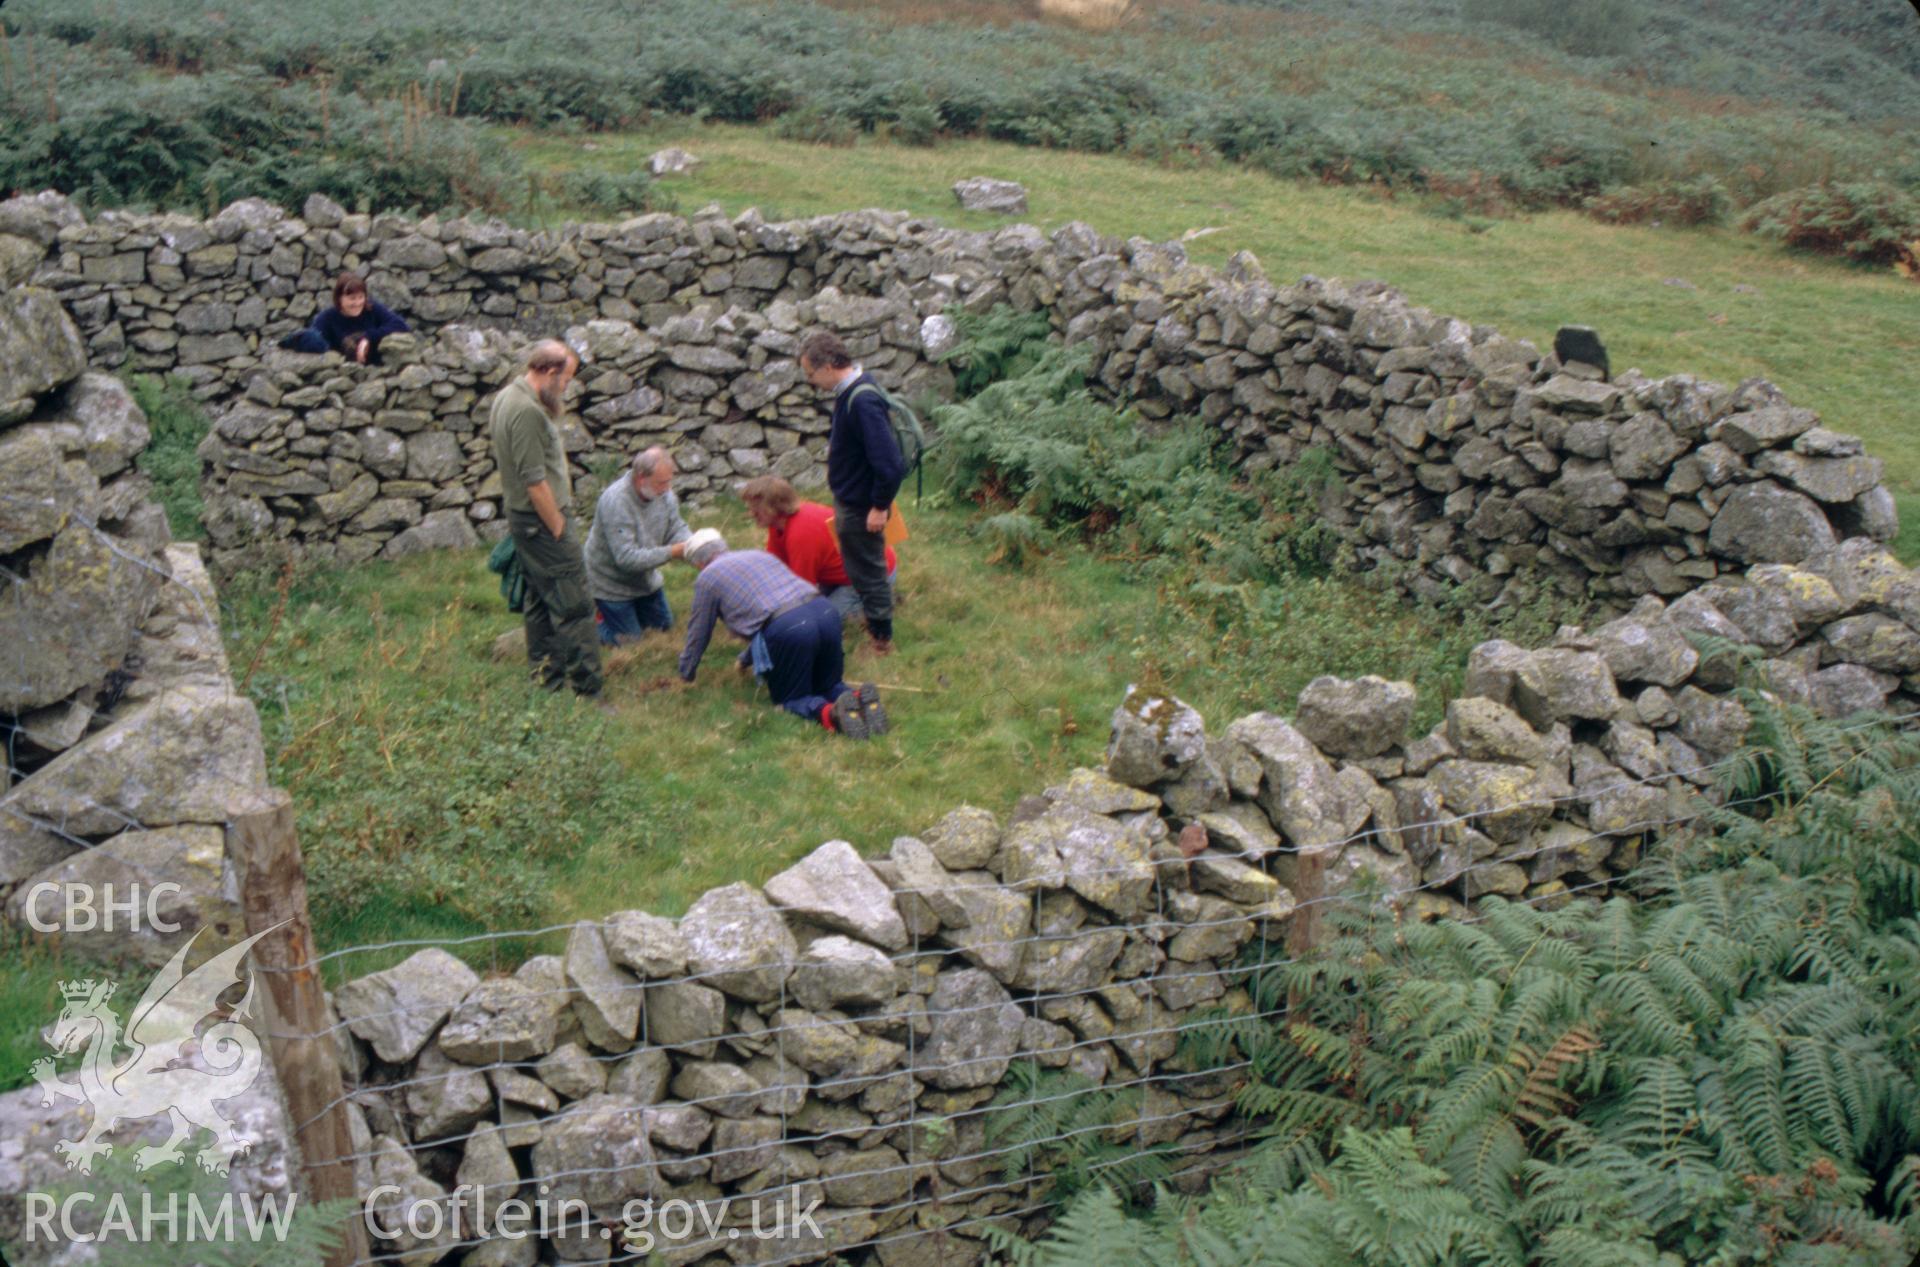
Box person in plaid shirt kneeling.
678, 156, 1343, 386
675, 529, 889, 739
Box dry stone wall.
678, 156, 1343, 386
324, 526, 1920, 1266
0, 234, 299, 1267
329, 774, 1276, 1267
5, 193, 1920, 1263
0, 247, 272, 966
4, 191, 1898, 602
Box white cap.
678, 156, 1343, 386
684, 528, 726, 565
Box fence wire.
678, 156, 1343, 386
8, 484, 1919, 1265
334, 870, 1643, 1267
296, 754, 1901, 1267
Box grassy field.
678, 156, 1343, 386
517, 121, 1920, 559
207, 494, 1566, 990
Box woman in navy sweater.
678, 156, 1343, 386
279, 273, 410, 363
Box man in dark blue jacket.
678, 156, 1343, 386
799, 331, 908, 655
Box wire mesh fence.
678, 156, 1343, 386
256, 726, 1905, 1267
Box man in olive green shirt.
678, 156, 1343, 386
490, 339, 603, 700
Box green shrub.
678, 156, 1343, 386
0, 44, 519, 214
1461, 0, 1645, 58
773, 105, 861, 147
982, 1062, 1176, 1203
7, 0, 1918, 219
890, 100, 943, 148
934, 330, 1339, 581
1739, 181, 1920, 268
0, 926, 110, 1092
939, 305, 1056, 398
129, 373, 210, 540
978, 510, 1049, 568
1584, 175, 1731, 226
556, 167, 671, 216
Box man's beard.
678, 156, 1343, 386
537, 378, 564, 415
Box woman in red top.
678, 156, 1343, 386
741, 476, 896, 626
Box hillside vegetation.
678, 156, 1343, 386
3, 0, 1916, 237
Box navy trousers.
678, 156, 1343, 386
762, 597, 851, 722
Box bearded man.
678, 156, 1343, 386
489, 339, 604, 702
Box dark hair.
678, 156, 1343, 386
332, 272, 369, 309
798, 331, 852, 370
740, 475, 800, 517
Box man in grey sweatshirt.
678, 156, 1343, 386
585, 446, 693, 643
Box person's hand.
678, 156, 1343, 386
670, 541, 687, 559
354, 339, 370, 364
866, 506, 888, 534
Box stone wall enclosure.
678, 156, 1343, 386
4, 187, 1920, 1265
7, 191, 1899, 602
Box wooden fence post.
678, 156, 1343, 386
1285, 844, 1329, 1014
228, 788, 370, 1267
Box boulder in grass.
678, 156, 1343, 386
647, 147, 701, 177
953, 177, 1028, 215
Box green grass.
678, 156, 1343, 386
515, 120, 1920, 548
0, 926, 115, 1091
130, 373, 213, 541
208, 496, 1563, 984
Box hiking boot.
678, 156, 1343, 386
853, 682, 889, 736
829, 696, 870, 740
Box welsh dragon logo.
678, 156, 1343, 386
30, 924, 282, 1176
